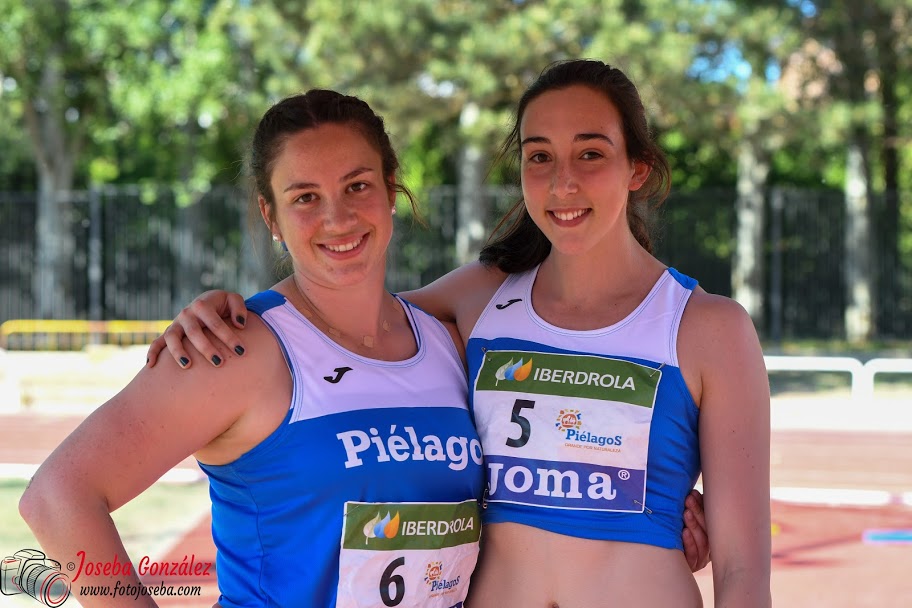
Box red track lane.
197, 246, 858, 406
3, 413, 911, 607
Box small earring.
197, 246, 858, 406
272, 234, 280, 242
391, 207, 397, 215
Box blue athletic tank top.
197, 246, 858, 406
466, 267, 700, 551
200, 290, 484, 607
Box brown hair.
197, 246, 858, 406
250, 89, 417, 212
479, 59, 671, 273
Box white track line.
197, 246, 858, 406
0, 463, 204, 484
769, 486, 895, 507
2, 465, 907, 506
693, 482, 904, 507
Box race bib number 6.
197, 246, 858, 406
337, 500, 480, 608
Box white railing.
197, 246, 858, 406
764, 355, 912, 401
0, 350, 908, 411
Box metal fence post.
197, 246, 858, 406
769, 187, 784, 344
88, 186, 103, 323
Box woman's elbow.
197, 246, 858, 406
20, 481, 47, 533
19, 473, 58, 531
19, 471, 81, 535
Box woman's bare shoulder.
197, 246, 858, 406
678, 288, 766, 401
682, 288, 758, 340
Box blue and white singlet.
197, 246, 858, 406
199, 290, 484, 607
467, 267, 701, 551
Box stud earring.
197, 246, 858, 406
272, 234, 280, 242
391, 207, 397, 216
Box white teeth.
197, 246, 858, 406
553, 209, 586, 221
325, 237, 363, 252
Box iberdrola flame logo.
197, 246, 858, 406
363, 512, 401, 544
494, 358, 533, 385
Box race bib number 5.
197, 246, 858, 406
474, 350, 661, 513
337, 500, 480, 608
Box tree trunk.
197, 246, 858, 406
874, 5, 901, 335
844, 142, 874, 343
834, 0, 878, 341
32, 172, 71, 319
455, 102, 487, 265
731, 138, 769, 333
172, 121, 208, 313
25, 56, 79, 319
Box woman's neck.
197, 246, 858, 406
284, 273, 399, 350
532, 233, 665, 329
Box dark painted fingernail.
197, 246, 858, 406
212, 355, 222, 366
234, 345, 245, 356
236, 316, 246, 326
179, 357, 190, 368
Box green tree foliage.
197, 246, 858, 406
741, 0, 911, 339
0, 0, 908, 331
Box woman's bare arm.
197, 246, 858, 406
399, 262, 507, 346
21, 320, 284, 605
681, 292, 771, 606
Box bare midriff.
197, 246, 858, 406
465, 522, 703, 608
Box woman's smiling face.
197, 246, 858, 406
262, 122, 396, 290
519, 84, 650, 257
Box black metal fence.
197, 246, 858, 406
1, 184, 909, 341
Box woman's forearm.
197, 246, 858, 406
712, 563, 772, 608
20, 474, 158, 607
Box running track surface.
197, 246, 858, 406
3, 413, 911, 607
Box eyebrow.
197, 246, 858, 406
520, 133, 615, 147
282, 167, 374, 193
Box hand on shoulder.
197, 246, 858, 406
146, 289, 249, 369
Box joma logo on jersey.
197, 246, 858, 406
533, 367, 636, 390
488, 461, 618, 501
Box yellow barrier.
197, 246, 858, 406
0, 319, 171, 350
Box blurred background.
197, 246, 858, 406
0, 1, 910, 606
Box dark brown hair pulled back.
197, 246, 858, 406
250, 89, 414, 209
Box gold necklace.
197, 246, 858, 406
291, 278, 391, 348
